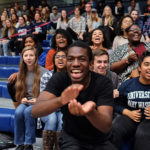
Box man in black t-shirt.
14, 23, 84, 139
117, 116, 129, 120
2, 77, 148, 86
32, 41, 117, 150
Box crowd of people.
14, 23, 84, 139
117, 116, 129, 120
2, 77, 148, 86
2, 0, 150, 150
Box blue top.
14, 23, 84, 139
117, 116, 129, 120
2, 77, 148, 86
114, 77, 150, 118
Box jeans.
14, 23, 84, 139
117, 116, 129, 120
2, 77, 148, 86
14, 104, 36, 145
41, 109, 62, 131
0, 40, 10, 56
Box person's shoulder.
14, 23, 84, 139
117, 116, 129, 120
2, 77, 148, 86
47, 48, 56, 54
109, 70, 118, 78
52, 72, 68, 79
40, 66, 48, 72
120, 77, 139, 89
91, 71, 112, 84
39, 66, 49, 75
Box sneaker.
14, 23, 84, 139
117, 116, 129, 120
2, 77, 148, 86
15, 145, 24, 150
24, 144, 33, 150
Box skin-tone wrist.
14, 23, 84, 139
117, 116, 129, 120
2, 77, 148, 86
85, 108, 96, 117
122, 108, 131, 116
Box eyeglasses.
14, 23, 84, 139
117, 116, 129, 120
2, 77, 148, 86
128, 28, 141, 32
122, 20, 133, 24
55, 55, 66, 59
56, 36, 66, 40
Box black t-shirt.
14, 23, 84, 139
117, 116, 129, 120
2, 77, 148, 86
44, 71, 113, 143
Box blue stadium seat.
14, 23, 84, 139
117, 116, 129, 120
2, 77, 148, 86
0, 66, 19, 78
47, 34, 53, 41
0, 82, 11, 99
0, 56, 20, 65
0, 108, 15, 133
42, 47, 50, 52
41, 40, 50, 47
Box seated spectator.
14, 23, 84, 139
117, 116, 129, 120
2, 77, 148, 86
101, 5, 117, 42
9, 8, 16, 18
7, 34, 44, 108
127, 0, 141, 14
114, 0, 124, 21
82, 2, 92, 24
87, 8, 102, 33
89, 28, 112, 54
110, 51, 150, 150
143, 16, 150, 42
41, 7, 50, 23
56, 10, 69, 30
11, 13, 19, 28
143, 0, 150, 22
50, 6, 61, 30
2, 10, 9, 19
14, 46, 47, 150
130, 9, 143, 30
23, 14, 30, 26
68, 6, 86, 40
40, 50, 67, 149
97, 0, 106, 17
112, 15, 145, 50
1, 15, 6, 27
92, 49, 119, 98
89, 0, 97, 9
79, 0, 86, 14
45, 29, 72, 70
0, 19, 16, 56
32, 13, 47, 43
32, 41, 117, 150
14, 16, 30, 55
21, 4, 29, 16
14, 2, 21, 17
110, 24, 150, 83
112, 15, 134, 50
28, 5, 35, 22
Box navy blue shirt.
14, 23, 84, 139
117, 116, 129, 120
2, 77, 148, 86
115, 77, 150, 118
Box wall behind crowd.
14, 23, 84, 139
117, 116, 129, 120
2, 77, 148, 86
0, 0, 26, 14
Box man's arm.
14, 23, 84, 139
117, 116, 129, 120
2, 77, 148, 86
31, 91, 62, 118
86, 106, 113, 133
31, 84, 84, 118
68, 100, 113, 133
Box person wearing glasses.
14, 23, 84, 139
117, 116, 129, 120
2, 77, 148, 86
45, 29, 72, 71
110, 24, 150, 83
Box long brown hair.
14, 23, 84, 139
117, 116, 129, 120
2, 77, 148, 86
15, 46, 40, 102
2, 19, 16, 37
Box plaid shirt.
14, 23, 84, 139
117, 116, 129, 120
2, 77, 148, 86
68, 16, 86, 33
143, 17, 150, 37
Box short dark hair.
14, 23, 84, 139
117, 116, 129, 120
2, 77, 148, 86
93, 49, 109, 62
139, 51, 150, 66
51, 29, 72, 49
67, 41, 93, 62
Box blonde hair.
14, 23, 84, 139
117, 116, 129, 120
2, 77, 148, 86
15, 46, 40, 102
89, 13, 99, 29
102, 6, 114, 26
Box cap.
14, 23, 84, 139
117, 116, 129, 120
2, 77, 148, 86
52, 6, 58, 10
91, 8, 97, 12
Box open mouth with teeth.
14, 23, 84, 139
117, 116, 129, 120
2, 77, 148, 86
70, 69, 83, 79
